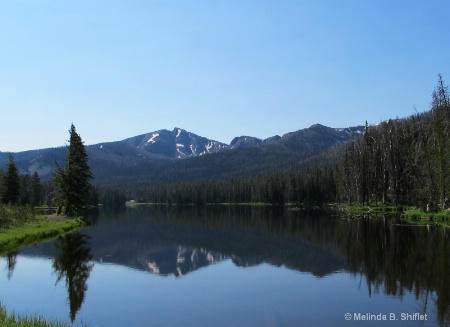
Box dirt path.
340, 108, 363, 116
46, 213, 69, 221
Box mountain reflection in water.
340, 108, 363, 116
82, 206, 347, 277
14, 206, 450, 325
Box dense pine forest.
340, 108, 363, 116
338, 74, 450, 211
132, 165, 336, 206
132, 75, 450, 210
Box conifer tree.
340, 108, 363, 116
1, 154, 21, 204
55, 124, 93, 217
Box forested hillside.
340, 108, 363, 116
337, 75, 450, 211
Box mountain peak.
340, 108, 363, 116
120, 127, 228, 159
229, 136, 262, 149
173, 127, 184, 138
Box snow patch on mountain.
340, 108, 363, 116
147, 133, 159, 144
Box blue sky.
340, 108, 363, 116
1, 1, 449, 152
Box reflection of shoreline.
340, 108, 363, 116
86, 207, 347, 278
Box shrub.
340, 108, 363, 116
0, 204, 36, 229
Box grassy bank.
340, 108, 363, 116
401, 209, 450, 226
342, 203, 450, 226
0, 218, 86, 255
0, 303, 83, 327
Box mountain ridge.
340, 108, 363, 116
0, 123, 364, 187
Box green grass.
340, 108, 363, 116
0, 303, 88, 327
0, 218, 86, 255
401, 208, 450, 226
0, 304, 64, 327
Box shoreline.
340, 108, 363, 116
0, 217, 86, 255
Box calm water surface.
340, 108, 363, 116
1, 206, 449, 326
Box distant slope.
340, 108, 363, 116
0, 124, 363, 188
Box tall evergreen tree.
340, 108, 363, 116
431, 74, 450, 208
1, 154, 21, 204
55, 124, 93, 217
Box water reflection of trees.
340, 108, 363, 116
337, 217, 450, 326
149, 207, 450, 324
125, 205, 340, 246
53, 232, 93, 323
2, 251, 18, 280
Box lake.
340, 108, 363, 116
1, 206, 449, 326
